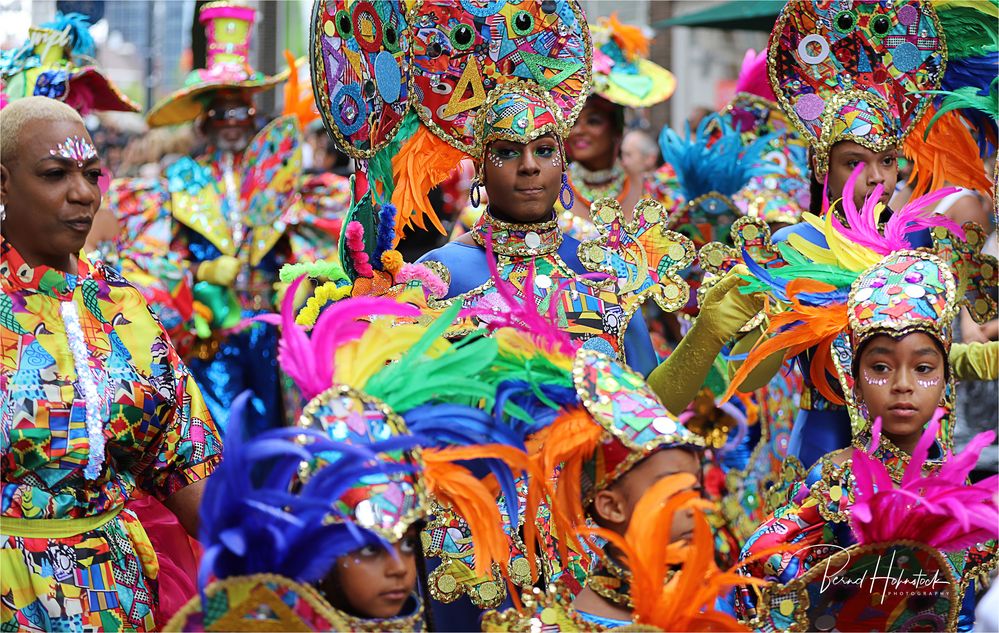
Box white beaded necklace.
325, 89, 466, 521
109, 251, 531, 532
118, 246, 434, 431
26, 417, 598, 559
60, 300, 106, 479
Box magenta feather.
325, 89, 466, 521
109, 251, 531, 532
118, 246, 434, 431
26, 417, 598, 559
468, 228, 579, 356
734, 48, 775, 101
833, 165, 966, 254
264, 276, 420, 401
850, 410, 999, 551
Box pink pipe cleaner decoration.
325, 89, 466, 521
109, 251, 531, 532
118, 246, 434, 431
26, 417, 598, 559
832, 165, 965, 254
395, 263, 448, 299
344, 221, 373, 278
253, 276, 420, 401
850, 408, 999, 552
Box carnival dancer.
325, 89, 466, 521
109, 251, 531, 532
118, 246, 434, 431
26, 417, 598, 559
737, 246, 998, 631
563, 14, 678, 237
726, 0, 999, 470
0, 97, 222, 632
110, 2, 323, 431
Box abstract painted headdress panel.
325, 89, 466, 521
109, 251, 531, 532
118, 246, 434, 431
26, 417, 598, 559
311, 0, 411, 158
768, 0, 944, 172
407, 0, 591, 154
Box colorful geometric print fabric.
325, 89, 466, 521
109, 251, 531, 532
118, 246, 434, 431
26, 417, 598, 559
312, 0, 412, 158
459, 215, 632, 360
769, 0, 944, 153
409, 0, 591, 154
476, 84, 565, 155
0, 240, 222, 520
1, 507, 161, 631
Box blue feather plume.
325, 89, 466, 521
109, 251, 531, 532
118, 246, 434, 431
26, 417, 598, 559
658, 113, 780, 201
198, 392, 415, 592
372, 204, 398, 270
41, 12, 96, 59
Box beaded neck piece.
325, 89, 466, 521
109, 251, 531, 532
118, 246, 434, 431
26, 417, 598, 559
568, 161, 628, 205
471, 211, 562, 257
587, 555, 633, 609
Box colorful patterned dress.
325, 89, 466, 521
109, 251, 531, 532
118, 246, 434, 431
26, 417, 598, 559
738, 444, 981, 630
0, 240, 222, 631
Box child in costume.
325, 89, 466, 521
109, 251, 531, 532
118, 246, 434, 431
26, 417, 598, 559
727, 0, 998, 470
735, 229, 998, 629
166, 284, 549, 631
482, 475, 765, 632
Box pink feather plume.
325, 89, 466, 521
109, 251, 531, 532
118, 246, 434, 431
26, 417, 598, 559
257, 276, 420, 401
832, 165, 965, 255
345, 221, 373, 278
850, 409, 999, 552
734, 49, 775, 102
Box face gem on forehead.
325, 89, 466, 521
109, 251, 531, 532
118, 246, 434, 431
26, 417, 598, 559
50, 136, 98, 167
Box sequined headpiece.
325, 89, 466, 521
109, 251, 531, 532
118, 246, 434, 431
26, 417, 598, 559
473, 81, 567, 159
574, 350, 705, 502
848, 250, 958, 357
768, 0, 945, 176
311, 0, 591, 238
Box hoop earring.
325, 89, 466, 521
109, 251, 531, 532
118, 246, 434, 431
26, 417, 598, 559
559, 173, 574, 210
0, 203, 5, 222
469, 179, 482, 208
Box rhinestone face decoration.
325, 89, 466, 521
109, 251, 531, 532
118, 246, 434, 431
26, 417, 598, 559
50, 136, 98, 167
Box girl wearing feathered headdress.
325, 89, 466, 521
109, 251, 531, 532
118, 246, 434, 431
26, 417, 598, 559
735, 240, 997, 629
742, 0, 999, 470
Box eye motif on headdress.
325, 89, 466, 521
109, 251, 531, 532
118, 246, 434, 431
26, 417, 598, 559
769, 0, 944, 171
407, 0, 591, 154
312, 0, 411, 158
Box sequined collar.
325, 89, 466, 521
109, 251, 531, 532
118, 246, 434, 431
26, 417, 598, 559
586, 554, 633, 608
328, 593, 424, 632
471, 210, 562, 257
851, 431, 944, 484
0, 238, 94, 301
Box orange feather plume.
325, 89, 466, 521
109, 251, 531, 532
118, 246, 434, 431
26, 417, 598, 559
422, 443, 558, 582
582, 474, 762, 631
606, 13, 650, 59
390, 126, 466, 241
724, 279, 848, 405
281, 50, 319, 128
534, 407, 605, 556
904, 106, 993, 199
